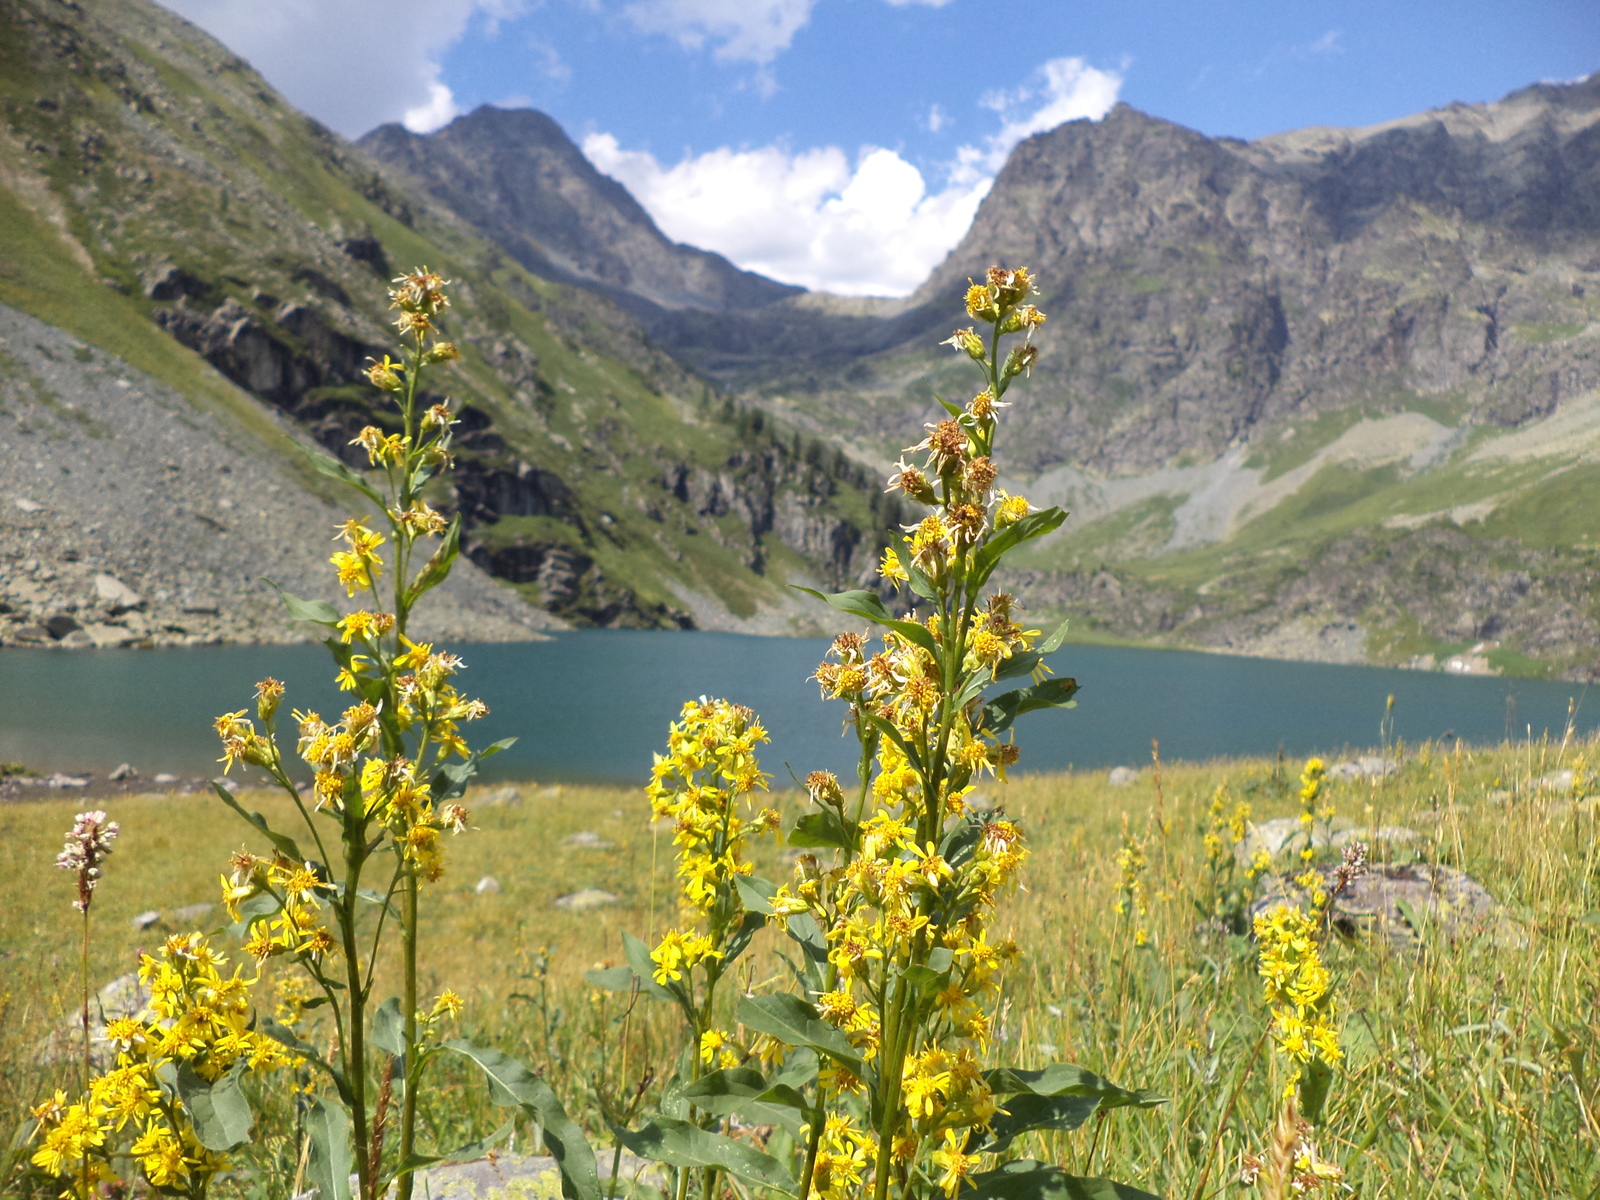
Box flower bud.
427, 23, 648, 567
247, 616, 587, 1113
256, 677, 285, 722
365, 356, 403, 391
942, 327, 986, 361
1003, 343, 1039, 379
424, 341, 461, 364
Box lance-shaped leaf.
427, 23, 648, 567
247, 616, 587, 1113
985, 1064, 1164, 1109
210, 783, 309, 864
405, 515, 462, 607
788, 810, 853, 852
620, 930, 680, 1002
432, 737, 518, 803
309, 450, 385, 508
983, 677, 1079, 735
734, 874, 779, 916
736, 994, 864, 1076
390, 1119, 514, 1183
262, 578, 341, 627
722, 910, 769, 970
370, 996, 406, 1057
611, 1118, 794, 1192
791, 587, 938, 658
582, 965, 638, 993
988, 617, 1073, 690
968, 507, 1067, 590
176, 1062, 254, 1152
968, 1161, 1165, 1200
445, 1040, 600, 1200
304, 1096, 353, 1200
678, 1068, 812, 1136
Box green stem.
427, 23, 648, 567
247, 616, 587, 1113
80, 908, 91, 1088
395, 869, 420, 1200
341, 822, 374, 1200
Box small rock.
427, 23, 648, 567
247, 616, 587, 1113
45, 613, 82, 639
399, 1151, 664, 1199
1233, 816, 1340, 866
474, 876, 501, 895
109, 763, 137, 781
9, 625, 50, 644
152, 773, 180, 785
1327, 757, 1398, 780
480, 785, 522, 807
1107, 766, 1139, 786
47, 773, 90, 788
554, 888, 619, 913
131, 910, 162, 930
561, 830, 613, 850
92, 573, 143, 612
13, 497, 42, 513
171, 902, 214, 924
58, 630, 95, 648
1534, 769, 1575, 792
84, 623, 139, 648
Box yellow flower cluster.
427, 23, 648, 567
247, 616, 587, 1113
1253, 904, 1342, 1091
1203, 785, 1251, 866
645, 699, 780, 1029
1113, 820, 1151, 947
1295, 757, 1333, 903
31, 934, 294, 1196
221, 849, 336, 962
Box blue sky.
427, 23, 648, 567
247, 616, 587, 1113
164, 0, 1599, 295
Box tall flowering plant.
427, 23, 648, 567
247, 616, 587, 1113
598, 269, 1165, 1200
207, 271, 590, 1200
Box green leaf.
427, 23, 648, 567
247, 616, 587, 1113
976, 1094, 1102, 1153
983, 677, 1080, 735
736, 994, 864, 1076
985, 1064, 1164, 1109
905, 561, 939, 603
309, 450, 385, 507
734, 874, 779, 916
970, 507, 1068, 590
1298, 1057, 1334, 1126
444, 1040, 600, 1200
611, 1118, 794, 1192
432, 737, 518, 803
371, 996, 406, 1057
788, 810, 853, 852
176, 1062, 253, 1152
992, 618, 1073, 688
722, 910, 769, 969
390, 1119, 515, 1182
210, 783, 308, 863
406, 515, 462, 607
862, 711, 924, 776
304, 1096, 353, 1200
262, 578, 341, 627
621, 930, 679, 1002
792, 587, 938, 658
582, 966, 638, 992
260, 1018, 346, 1095
968, 1161, 1165, 1200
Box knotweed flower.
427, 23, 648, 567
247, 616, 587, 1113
56, 811, 119, 913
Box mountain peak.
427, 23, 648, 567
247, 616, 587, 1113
359, 107, 799, 314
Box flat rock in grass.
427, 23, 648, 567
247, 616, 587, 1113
554, 888, 619, 913
480, 785, 523, 807
1328, 757, 1398, 780
1233, 816, 1346, 867
1107, 766, 1139, 786
1252, 862, 1525, 951
170, 902, 214, 925
371, 1151, 664, 1199
561, 830, 613, 849
1331, 825, 1428, 854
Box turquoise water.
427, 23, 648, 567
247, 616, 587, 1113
1, 632, 1594, 784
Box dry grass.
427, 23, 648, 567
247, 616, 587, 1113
2, 739, 1597, 1198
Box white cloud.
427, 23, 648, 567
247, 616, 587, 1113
580, 52, 1122, 296
583, 134, 990, 296
621, 0, 819, 64
1308, 29, 1342, 55
160, 0, 526, 137
954, 56, 1123, 183
924, 103, 948, 133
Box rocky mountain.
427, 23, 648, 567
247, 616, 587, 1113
359, 108, 800, 318
0, 0, 893, 647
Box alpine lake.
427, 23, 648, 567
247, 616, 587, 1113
3, 631, 1597, 784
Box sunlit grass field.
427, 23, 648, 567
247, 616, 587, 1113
2, 739, 1597, 1198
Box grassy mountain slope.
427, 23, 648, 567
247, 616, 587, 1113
0, 0, 893, 639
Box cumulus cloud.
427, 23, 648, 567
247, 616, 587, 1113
581, 53, 1122, 296
621, 0, 819, 64
160, 0, 526, 136
584, 135, 990, 296
953, 55, 1123, 183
